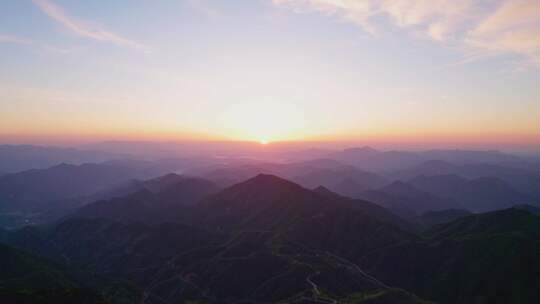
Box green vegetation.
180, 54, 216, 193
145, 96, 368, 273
0, 243, 107, 303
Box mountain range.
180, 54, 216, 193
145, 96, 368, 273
0, 145, 127, 175
2, 145, 540, 303
320, 147, 522, 172
2, 173, 540, 303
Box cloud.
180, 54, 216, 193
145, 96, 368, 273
0, 33, 79, 55
273, 0, 378, 34
465, 0, 540, 67
32, 0, 149, 52
0, 34, 33, 45
273, 0, 476, 38
273, 0, 540, 67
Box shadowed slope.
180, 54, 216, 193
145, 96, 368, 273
195, 174, 416, 259
359, 208, 540, 304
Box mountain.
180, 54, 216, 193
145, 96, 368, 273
196, 159, 387, 196
410, 175, 534, 212
71, 174, 219, 223
359, 208, 540, 304
327, 147, 421, 172
312, 185, 346, 199
194, 174, 416, 259
3, 216, 425, 303
392, 160, 461, 180
323, 147, 523, 172
513, 204, 540, 216
426, 208, 540, 239
6, 174, 540, 303
412, 209, 473, 229
88, 173, 219, 204
2, 175, 429, 303
395, 160, 540, 198
0, 159, 210, 229
78, 173, 411, 233
407, 174, 467, 195
457, 177, 532, 211
0, 161, 176, 212
0, 242, 108, 304
357, 181, 458, 218
419, 149, 520, 164
0, 144, 126, 175
293, 167, 388, 197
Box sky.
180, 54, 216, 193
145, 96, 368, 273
1, 0, 539, 147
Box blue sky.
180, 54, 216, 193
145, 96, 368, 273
1, 0, 539, 145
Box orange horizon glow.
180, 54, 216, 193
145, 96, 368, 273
1, 1, 540, 152
2, 129, 539, 147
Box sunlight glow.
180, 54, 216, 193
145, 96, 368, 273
216, 99, 308, 142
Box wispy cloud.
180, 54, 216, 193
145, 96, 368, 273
273, 0, 476, 38
0, 33, 78, 55
273, 0, 540, 67
32, 0, 149, 52
465, 0, 540, 67
0, 34, 33, 45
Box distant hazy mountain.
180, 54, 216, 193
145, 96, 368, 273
0, 144, 126, 175
407, 173, 467, 194
410, 174, 535, 212
357, 181, 458, 218
322, 146, 523, 172
394, 160, 540, 198
192, 158, 346, 185
293, 167, 388, 196
71, 174, 219, 223
87, 173, 218, 202
195, 159, 388, 196
0, 161, 181, 213
359, 208, 540, 304
326, 147, 421, 171
419, 149, 520, 164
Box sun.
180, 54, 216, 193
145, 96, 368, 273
216, 99, 307, 144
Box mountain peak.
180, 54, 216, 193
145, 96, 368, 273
52, 162, 76, 170
313, 185, 332, 193
155, 173, 183, 182
313, 185, 343, 199
228, 173, 311, 195
200, 174, 316, 212
243, 173, 299, 187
